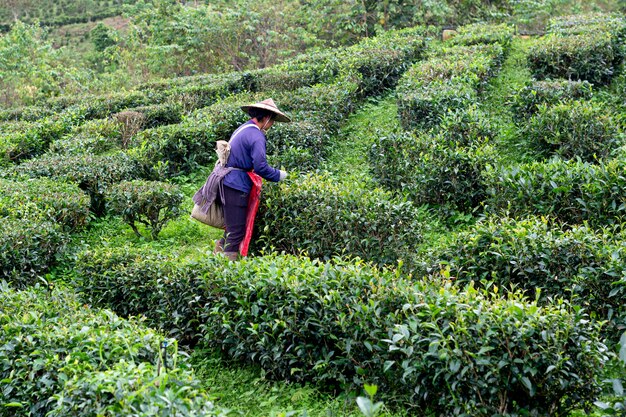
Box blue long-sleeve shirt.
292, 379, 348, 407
223, 121, 281, 193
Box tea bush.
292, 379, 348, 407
106, 180, 184, 240
547, 13, 626, 62
0, 113, 82, 163
266, 121, 330, 171
369, 131, 497, 213
483, 157, 626, 226
48, 118, 124, 156
0, 217, 65, 288
126, 102, 184, 129
447, 23, 516, 50
254, 173, 424, 265
429, 215, 626, 332
397, 44, 504, 131
0, 284, 228, 417
524, 100, 622, 161
72, 249, 607, 416
436, 104, 497, 146
11, 152, 139, 215
130, 124, 217, 178
0, 177, 90, 231
510, 79, 593, 121
397, 78, 478, 131
528, 32, 618, 85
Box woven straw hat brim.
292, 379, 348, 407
241, 99, 291, 123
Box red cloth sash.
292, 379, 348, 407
239, 172, 263, 257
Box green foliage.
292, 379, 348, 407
524, 100, 622, 161
369, 131, 498, 213
71, 248, 607, 415
510, 79, 593, 120
447, 22, 516, 50
397, 42, 504, 131
254, 173, 424, 266
430, 215, 626, 332
129, 123, 217, 178
0, 217, 66, 288
382, 282, 606, 416
484, 156, 626, 227
0, 284, 228, 417
106, 180, 184, 240
48, 118, 123, 156
528, 32, 619, 85
90, 22, 117, 52
11, 151, 139, 215
0, 177, 90, 231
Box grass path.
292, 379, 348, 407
322, 94, 401, 180
479, 37, 534, 164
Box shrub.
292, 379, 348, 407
510, 79, 593, 121
483, 157, 626, 227
254, 173, 424, 265
397, 78, 477, 131
106, 180, 184, 240
0, 217, 66, 288
124, 102, 184, 129
524, 100, 622, 161
274, 77, 361, 136
370, 131, 497, 213
12, 152, 139, 215
129, 124, 217, 178
437, 104, 496, 146
0, 285, 227, 417
266, 120, 330, 171
429, 216, 626, 333
0, 112, 83, 163
447, 23, 516, 51
396, 44, 503, 131
0, 177, 90, 231
72, 248, 607, 416
48, 118, 124, 156
528, 32, 618, 85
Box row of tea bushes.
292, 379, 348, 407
396, 43, 504, 131
0, 177, 89, 231
370, 105, 498, 213
71, 249, 607, 416
252, 173, 424, 266
510, 79, 594, 121
528, 13, 626, 85
8, 151, 139, 215
369, 129, 498, 213
0, 178, 90, 287
0, 284, 229, 417
426, 215, 626, 335
396, 23, 512, 131
523, 100, 623, 162
133, 77, 361, 178
483, 156, 626, 227
0, 218, 65, 288
0, 101, 183, 165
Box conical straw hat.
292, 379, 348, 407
241, 98, 291, 123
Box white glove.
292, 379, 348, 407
279, 170, 288, 181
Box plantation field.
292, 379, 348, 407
2, 9, 626, 417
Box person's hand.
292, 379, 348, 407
279, 170, 288, 181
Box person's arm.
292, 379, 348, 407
250, 135, 283, 182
